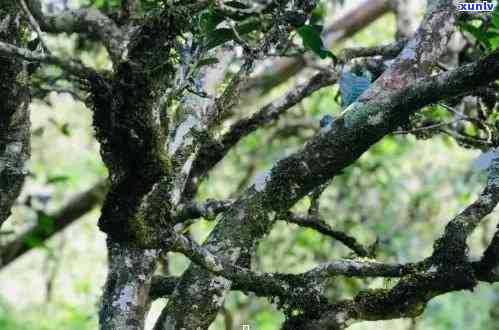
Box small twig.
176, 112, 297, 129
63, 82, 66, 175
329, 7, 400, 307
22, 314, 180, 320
284, 212, 370, 257
0, 41, 101, 79
167, 230, 413, 288
439, 103, 471, 119
338, 39, 407, 62
174, 199, 233, 224
440, 102, 493, 143
172, 199, 233, 233
210, 56, 255, 124
393, 118, 462, 135
440, 128, 493, 149
227, 20, 249, 48
308, 183, 328, 217
18, 0, 51, 54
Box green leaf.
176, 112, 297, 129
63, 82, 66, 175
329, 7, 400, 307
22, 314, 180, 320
196, 58, 220, 68
198, 10, 225, 33
310, 3, 326, 25
492, 10, 499, 29
490, 35, 499, 50
46, 175, 70, 184
206, 28, 235, 47
297, 25, 337, 60
297, 25, 322, 51
48, 118, 71, 136
311, 24, 324, 33
39, 213, 55, 235
205, 19, 260, 49
25, 235, 44, 248
61, 123, 71, 136
224, 1, 251, 9
460, 22, 491, 48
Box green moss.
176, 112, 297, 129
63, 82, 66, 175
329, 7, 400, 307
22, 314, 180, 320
431, 221, 468, 266
354, 287, 426, 320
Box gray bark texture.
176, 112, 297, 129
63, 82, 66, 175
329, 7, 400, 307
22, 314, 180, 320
99, 240, 159, 330
155, 1, 457, 328
2, 0, 499, 329
0, 2, 30, 229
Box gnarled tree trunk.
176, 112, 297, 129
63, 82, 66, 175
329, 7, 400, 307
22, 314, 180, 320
0, 2, 30, 229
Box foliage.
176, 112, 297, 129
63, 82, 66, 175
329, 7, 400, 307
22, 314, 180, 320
1, 0, 499, 329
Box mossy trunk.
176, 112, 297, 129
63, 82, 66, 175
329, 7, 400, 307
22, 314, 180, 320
99, 240, 159, 330
0, 2, 30, 228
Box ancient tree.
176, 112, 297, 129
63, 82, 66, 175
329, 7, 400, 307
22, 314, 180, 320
1, 0, 499, 329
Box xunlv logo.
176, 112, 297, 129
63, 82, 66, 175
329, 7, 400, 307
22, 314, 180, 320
457, 1, 496, 11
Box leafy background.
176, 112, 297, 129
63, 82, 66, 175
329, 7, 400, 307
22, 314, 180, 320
1, 0, 499, 329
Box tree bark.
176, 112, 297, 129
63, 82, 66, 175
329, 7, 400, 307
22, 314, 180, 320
99, 240, 158, 330
155, 1, 456, 328
242, 0, 391, 95
0, 2, 30, 229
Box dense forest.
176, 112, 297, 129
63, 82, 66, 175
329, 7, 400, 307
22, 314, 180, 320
1, 0, 499, 329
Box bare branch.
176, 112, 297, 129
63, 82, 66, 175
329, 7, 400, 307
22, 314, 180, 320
17, 0, 50, 53
0, 41, 102, 79
157, 2, 463, 327
431, 155, 499, 264
170, 200, 369, 259
243, 0, 391, 94
173, 199, 233, 224
163, 231, 414, 314
0, 181, 107, 269
25, 0, 125, 62
282, 141, 499, 329
208, 57, 256, 126
186, 71, 338, 198
282, 267, 476, 329
339, 39, 407, 62
284, 212, 370, 257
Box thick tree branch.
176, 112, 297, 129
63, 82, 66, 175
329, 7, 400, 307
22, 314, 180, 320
162, 231, 414, 314
431, 156, 499, 264
99, 240, 158, 330
0, 8, 30, 229
185, 72, 337, 199
150, 257, 499, 299
155, 2, 461, 328
282, 267, 477, 329
284, 135, 499, 329
475, 227, 499, 283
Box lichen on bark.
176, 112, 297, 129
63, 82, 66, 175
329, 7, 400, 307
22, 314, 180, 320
0, 2, 30, 228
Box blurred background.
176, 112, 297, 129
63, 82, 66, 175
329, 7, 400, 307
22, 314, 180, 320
1, 0, 499, 329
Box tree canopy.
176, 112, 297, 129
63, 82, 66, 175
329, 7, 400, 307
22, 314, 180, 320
1, 0, 499, 329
